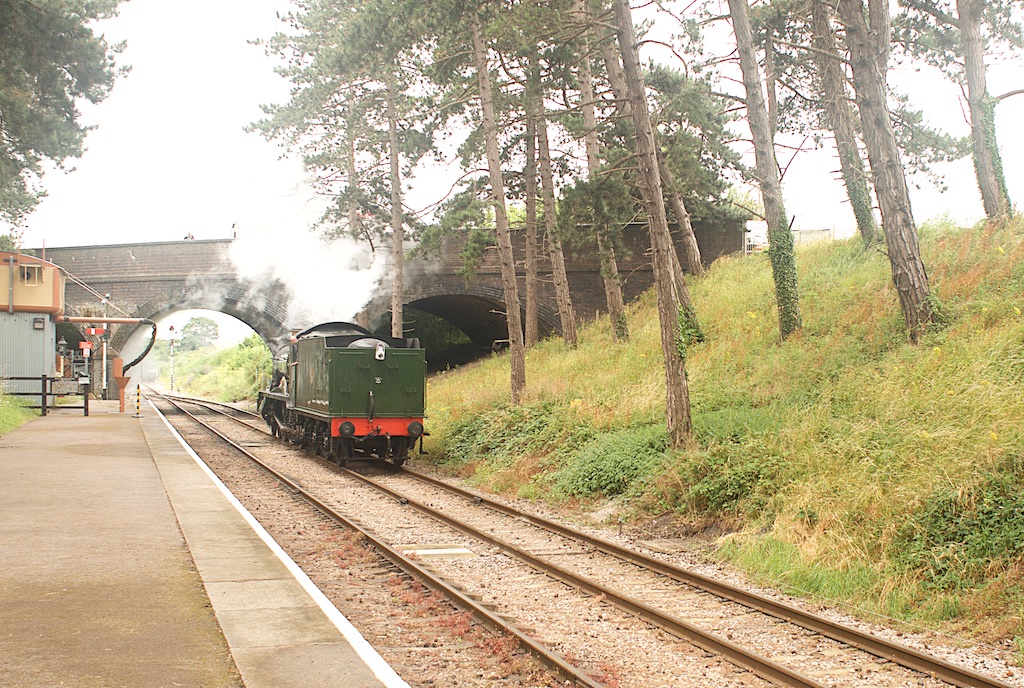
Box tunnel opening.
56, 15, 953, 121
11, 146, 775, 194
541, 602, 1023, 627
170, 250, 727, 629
119, 308, 271, 399
370, 295, 555, 373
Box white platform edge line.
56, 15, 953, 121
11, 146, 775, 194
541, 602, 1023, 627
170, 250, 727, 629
147, 400, 410, 688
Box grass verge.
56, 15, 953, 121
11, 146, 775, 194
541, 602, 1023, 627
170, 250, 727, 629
423, 215, 1024, 645
0, 393, 34, 436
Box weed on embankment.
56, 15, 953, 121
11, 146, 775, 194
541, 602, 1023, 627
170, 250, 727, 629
424, 216, 1024, 644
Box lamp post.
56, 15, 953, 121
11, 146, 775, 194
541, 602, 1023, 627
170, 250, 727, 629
57, 337, 67, 377
101, 294, 110, 400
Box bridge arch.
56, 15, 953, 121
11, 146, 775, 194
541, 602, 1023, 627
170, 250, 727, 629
38, 241, 294, 355
363, 279, 560, 348
110, 277, 293, 353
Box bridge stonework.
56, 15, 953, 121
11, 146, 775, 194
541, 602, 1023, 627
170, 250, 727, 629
38, 220, 742, 353
40, 240, 293, 352
362, 220, 744, 345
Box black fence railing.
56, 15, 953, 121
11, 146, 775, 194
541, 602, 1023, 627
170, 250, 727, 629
1, 375, 90, 416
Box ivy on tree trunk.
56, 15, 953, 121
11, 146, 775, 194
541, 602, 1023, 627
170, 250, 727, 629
957, 0, 1012, 219
728, 0, 802, 339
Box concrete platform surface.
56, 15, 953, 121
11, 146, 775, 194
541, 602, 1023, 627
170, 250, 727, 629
0, 399, 406, 688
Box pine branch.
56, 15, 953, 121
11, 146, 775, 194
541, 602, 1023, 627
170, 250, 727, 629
900, 0, 960, 28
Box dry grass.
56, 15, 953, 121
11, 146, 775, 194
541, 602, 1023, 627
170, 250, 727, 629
424, 215, 1024, 642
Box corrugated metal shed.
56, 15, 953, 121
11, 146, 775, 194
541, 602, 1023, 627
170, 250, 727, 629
0, 312, 57, 395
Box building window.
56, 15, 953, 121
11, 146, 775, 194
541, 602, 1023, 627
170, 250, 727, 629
20, 265, 42, 286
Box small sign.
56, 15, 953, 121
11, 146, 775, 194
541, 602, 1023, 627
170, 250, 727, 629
82, 348, 91, 359
85, 327, 105, 336
79, 377, 90, 384
79, 341, 93, 350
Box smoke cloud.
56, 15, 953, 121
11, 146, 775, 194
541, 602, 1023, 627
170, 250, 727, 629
228, 227, 384, 329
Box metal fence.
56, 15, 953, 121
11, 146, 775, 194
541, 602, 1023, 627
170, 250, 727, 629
0, 375, 90, 416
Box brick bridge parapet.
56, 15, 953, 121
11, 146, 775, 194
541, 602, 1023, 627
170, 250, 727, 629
361, 219, 744, 344
37, 219, 743, 353
39, 240, 293, 352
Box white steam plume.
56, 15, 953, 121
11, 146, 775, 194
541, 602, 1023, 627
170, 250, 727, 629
228, 228, 384, 329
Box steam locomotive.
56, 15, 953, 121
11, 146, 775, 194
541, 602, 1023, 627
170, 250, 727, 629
257, 322, 426, 466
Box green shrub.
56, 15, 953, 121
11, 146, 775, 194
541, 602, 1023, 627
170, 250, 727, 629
552, 424, 669, 498
677, 441, 784, 514
440, 401, 598, 470
891, 455, 1024, 591
693, 404, 781, 444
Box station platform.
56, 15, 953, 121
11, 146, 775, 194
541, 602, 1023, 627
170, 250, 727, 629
0, 399, 407, 688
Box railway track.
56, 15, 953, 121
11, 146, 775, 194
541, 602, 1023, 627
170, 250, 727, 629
151, 390, 1020, 688
375, 470, 1015, 688
149, 390, 600, 688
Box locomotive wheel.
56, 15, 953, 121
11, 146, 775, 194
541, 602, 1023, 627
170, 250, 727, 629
390, 438, 409, 466
312, 422, 330, 458
334, 438, 353, 468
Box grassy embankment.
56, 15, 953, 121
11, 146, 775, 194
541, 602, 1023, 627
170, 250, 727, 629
0, 393, 34, 435
423, 216, 1024, 646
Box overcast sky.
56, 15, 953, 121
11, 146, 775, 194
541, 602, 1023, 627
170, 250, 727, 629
19, 0, 1023, 250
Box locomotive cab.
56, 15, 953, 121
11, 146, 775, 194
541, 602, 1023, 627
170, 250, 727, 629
258, 322, 426, 466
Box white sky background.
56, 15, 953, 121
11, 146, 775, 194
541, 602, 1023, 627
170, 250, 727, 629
24, 0, 320, 246
15, 0, 1024, 340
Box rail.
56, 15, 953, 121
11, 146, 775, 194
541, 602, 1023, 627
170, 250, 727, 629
151, 391, 603, 687
0, 375, 90, 416
156, 390, 1019, 687
400, 468, 1015, 688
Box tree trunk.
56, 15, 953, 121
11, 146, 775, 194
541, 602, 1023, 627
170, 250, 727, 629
611, 0, 692, 447
810, 0, 878, 245
524, 106, 541, 348
837, 0, 932, 342
957, 0, 1011, 219
597, 32, 705, 279
345, 109, 362, 245
728, 0, 801, 339
764, 27, 779, 141
576, 2, 629, 340
659, 157, 704, 275
386, 81, 405, 339
471, 16, 526, 402
537, 113, 579, 348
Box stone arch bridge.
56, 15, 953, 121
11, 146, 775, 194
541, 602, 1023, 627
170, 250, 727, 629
38, 221, 742, 355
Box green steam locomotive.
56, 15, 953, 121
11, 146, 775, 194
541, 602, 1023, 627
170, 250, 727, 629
257, 322, 426, 466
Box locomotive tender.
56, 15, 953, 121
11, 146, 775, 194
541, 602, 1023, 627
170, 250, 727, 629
257, 322, 426, 466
